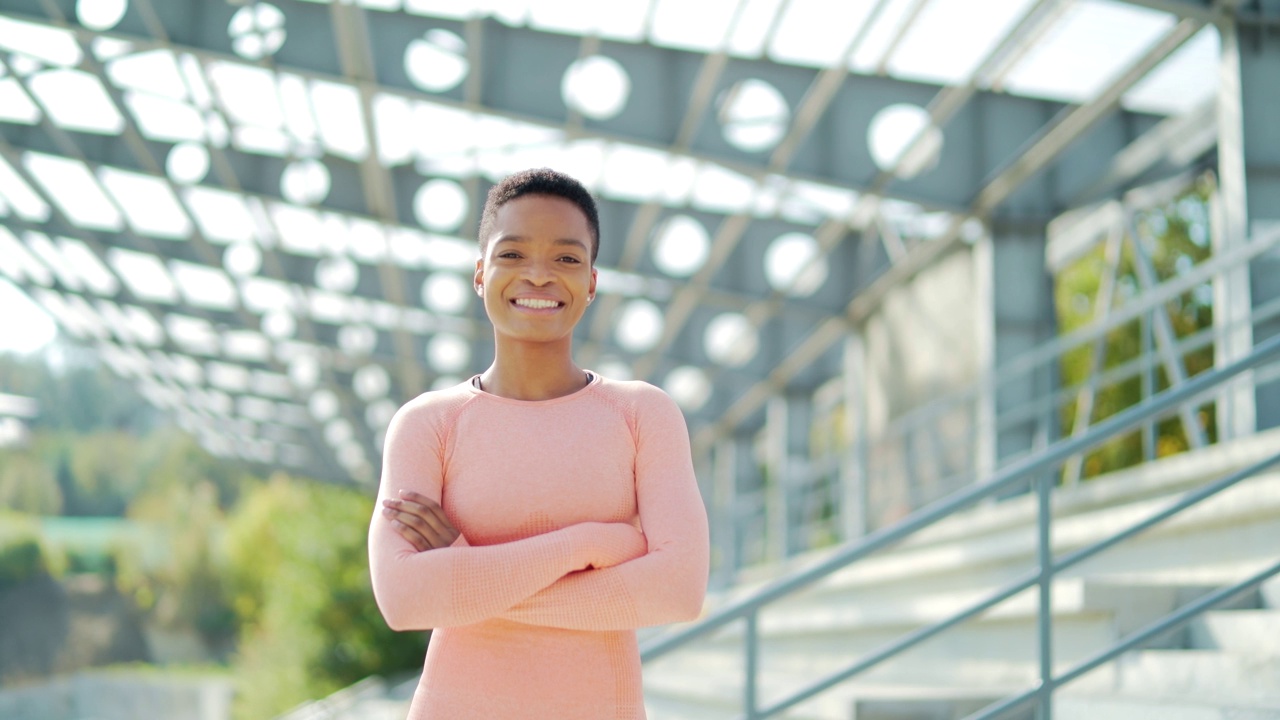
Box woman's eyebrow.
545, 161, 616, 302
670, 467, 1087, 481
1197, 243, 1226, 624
493, 236, 588, 251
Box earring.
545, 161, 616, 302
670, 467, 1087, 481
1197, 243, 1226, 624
587, 294, 595, 304
475, 284, 483, 296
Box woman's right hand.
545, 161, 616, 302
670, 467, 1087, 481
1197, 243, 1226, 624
381, 490, 460, 551
573, 522, 647, 570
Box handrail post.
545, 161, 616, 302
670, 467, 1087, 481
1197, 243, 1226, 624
1035, 470, 1054, 720
744, 612, 759, 720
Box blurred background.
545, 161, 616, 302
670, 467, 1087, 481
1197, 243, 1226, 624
0, 0, 1278, 718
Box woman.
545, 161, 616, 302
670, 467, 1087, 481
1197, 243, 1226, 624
367, 168, 710, 719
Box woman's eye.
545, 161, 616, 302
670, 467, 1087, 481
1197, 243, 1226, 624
560, 256, 582, 264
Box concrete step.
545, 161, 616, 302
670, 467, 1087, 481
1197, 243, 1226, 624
1054, 693, 1280, 720
1188, 609, 1280, 654
1109, 649, 1280, 704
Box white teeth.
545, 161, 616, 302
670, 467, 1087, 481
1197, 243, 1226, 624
514, 298, 560, 309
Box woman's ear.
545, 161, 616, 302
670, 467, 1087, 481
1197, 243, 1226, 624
474, 258, 484, 296
588, 266, 598, 302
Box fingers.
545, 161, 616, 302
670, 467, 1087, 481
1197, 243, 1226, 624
381, 492, 460, 551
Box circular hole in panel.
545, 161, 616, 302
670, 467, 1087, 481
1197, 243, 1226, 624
596, 358, 633, 381
427, 333, 470, 373
867, 103, 943, 179
224, 243, 262, 277
704, 312, 758, 367
422, 272, 470, 314
353, 364, 390, 401
652, 215, 710, 278
431, 374, 462, 391
289, 355, 320, 389
365, 398, 398, 431
764, 232, 828, 297
281, 159, 331, 205
337, 440, 366, 469
325, 418, 353, 446
664, 365, 711, 412
561, 55, 630, 120
309, 389, 339, 420
229, 3, 286, 60
718, 79, 789, 152
405, 29, 469, 93
78, 0, 128, 32
315, 256, 359, 293
413, 178, 468, 232
166, 142, 210, 184
338, 324, 377, 355
262, 310, 296, 339
615, 299, 663, 353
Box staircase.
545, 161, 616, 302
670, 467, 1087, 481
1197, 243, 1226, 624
640, 429, 1280, 719
277, 430, 1280, 720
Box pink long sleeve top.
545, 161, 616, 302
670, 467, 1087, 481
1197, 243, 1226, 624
368, 374, 710, 719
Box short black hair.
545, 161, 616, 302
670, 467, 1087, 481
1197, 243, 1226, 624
477, 168, 600, 264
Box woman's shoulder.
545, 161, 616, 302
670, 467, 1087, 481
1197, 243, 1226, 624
390, 380, 476, 429
593, 376, 683, 415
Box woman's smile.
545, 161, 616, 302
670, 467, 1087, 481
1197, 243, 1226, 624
476, 193, 597, 347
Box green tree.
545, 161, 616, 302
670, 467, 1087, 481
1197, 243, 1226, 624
223, 474, 424, 719
1056, 182, 1216, 478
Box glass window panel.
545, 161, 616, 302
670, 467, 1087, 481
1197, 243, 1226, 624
23, 152, 123, 231
99, 166, 193, 239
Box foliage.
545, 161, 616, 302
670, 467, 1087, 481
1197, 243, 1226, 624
223, 474, 424, 720
0, 345, 156, 434
0, 513, 61, 589
1055, 182, 1216, 478
0, 344, 421, 712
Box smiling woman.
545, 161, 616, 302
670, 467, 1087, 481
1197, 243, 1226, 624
367, 168, 710, 720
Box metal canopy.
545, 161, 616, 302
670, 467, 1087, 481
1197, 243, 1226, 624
0, 0, 1255, 484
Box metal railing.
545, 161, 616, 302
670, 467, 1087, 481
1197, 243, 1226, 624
640, 330, 1280, 720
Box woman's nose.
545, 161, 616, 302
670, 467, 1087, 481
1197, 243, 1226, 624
522, 258, 555, 284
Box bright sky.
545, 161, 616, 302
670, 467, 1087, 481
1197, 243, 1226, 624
0, 278, 57, 354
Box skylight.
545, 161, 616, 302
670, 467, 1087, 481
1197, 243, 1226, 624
0, 155, 48, 222
310, 80, 369, 160
650, 0, 739, 52
27, 69, 125, 135
124, 93, 207, 142
170, 260, 238, 310
0, 77, 40, 124
885, 0, 1039, 85
99, 166, 194, 239
108, 247, 180, 303
57, 237, 120, 296
770, 0, 877, 68
0, 16, 82, 67
0, 226, 53, 286
1002, 0, 1176, 104
106, 49, 188, 99
25, 232, 83, 291
23, 152, 123, 231
183, 186, 260, 244
1123, 24, 1219, 115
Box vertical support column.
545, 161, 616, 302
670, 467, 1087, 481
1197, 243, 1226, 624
712, 436, 740, 588
765, 392, 814, 561
1215, 17, 1259, 439
1220, 17, 1280, 431
840, 333, 871, 540
973, 232, 998, 484
987, 226, 1059, 492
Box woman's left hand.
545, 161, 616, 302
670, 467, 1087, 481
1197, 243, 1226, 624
381, 491, 460, 551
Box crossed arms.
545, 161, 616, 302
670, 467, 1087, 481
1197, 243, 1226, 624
367, 389, 710, 632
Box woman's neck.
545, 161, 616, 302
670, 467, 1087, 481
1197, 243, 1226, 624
478, 340, 588, 401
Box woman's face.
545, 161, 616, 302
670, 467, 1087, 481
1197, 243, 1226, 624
474, 194, 598, 347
